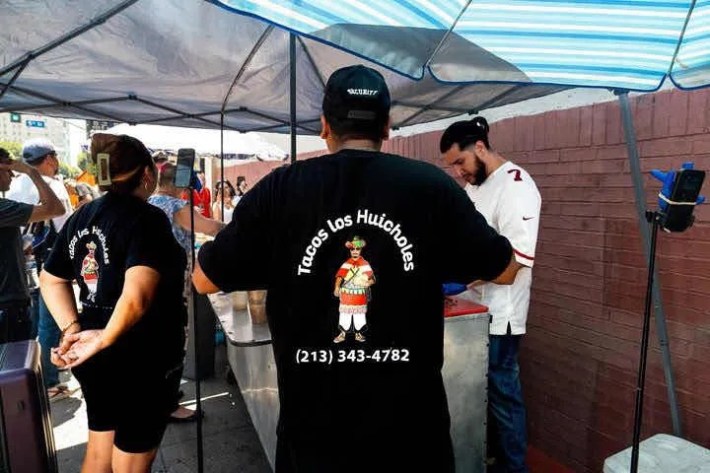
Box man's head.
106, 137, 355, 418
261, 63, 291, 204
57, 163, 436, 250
22, 138, 58, 177
439, 117, 493, 186
321, 65, 391, 150
0, 147, 12, 192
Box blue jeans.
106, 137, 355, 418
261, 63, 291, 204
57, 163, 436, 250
489, 334, 528, 473
38, 295, 61, 388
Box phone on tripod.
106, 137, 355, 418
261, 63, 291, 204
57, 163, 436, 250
175, 148, 195, 188
662, 169, 705, 232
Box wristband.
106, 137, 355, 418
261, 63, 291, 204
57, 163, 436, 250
61, 320, 80, 335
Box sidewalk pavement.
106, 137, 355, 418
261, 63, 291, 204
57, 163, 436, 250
50, 344, 272, 473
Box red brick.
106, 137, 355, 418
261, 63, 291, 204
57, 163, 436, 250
515, 116, 536, 152
579, 106, 593, 147
686, 88, 710, 135
638, 137, 693, 158
606, 102, 623, 145
531, 149, 560, 163
668, 90, 689, 137
534, 112, 547, 150
692, 134, 710, 154
592, 103, 607, 146
634, 93, 655, 140
652, 91, 671, 138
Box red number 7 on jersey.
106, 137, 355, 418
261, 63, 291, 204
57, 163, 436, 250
507, 169, 523, 181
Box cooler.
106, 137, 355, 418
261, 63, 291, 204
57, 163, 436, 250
603, 434, 710, 473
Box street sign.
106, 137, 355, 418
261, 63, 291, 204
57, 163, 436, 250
25, 120, 46, 128
10, 112, 21, 123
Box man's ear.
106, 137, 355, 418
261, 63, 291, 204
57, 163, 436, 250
381, 116, 392, 141
320, 115, 329, 140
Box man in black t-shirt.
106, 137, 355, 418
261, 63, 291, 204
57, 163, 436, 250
194, 65, 520, 473
0, 149, 64, 343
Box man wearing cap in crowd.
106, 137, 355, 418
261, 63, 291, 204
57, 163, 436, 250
7, 138, 74, 401
193, 64, 522, 472
0, 147, 64, 344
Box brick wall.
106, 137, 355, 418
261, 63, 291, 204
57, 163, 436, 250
378, 89, 710, 472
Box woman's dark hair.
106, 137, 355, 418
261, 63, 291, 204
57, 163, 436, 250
215, 180, 236, 198
91, 134, 154, 194
439, 116, 490, 153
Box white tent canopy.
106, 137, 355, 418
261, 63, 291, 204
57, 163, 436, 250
104, 123, 286, 159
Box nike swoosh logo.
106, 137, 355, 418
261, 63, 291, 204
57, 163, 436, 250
522, 217, 535, 221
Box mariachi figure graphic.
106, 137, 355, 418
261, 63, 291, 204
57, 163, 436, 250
333, 236, 375, 343
80, 241, 100, 297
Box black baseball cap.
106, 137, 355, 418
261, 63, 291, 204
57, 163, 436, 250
322, 65, 391, 125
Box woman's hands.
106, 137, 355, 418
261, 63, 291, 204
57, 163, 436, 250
51, 329, 105, 369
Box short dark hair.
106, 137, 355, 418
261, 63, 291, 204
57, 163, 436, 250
0, 147, 10, 163
439, 116, 491, 153
322, 65, 391, 142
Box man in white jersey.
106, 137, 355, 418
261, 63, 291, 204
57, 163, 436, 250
7, 138, 74, 401
441, 117, 541, 473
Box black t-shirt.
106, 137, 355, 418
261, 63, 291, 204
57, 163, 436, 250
198, 150, 512, 472
44, 192, 186, 370
0, 198, 32, 306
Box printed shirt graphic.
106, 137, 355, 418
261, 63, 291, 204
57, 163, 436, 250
336, 257, 373, 313
80, 241, 100, 297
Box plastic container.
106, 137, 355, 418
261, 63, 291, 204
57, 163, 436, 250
603, 434, 710, 473
247, 290, 268, 325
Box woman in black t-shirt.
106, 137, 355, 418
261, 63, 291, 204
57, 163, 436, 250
40, 134, 186, 473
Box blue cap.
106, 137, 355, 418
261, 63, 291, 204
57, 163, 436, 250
22, 138, 56, 164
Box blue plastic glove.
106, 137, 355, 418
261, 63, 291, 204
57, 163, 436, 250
442, 282, 467, 296
650, 162, 705, 212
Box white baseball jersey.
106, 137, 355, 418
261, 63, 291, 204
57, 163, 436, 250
463, 160, 541, 335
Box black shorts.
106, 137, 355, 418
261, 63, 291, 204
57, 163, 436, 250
72, 345, 182, 453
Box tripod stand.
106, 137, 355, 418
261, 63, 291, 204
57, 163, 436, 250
629, 210, 661, 473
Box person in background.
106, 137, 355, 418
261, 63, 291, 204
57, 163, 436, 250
440, 117, 541, 473
0, 148, 64, 343
193, 65, 521, 473
7, 138, 74, 402
212, 180, 236, 223
196, 171, 212, 218
148, 162, 225, 422
233, 175, 247, 206
75, 183, 95, 209
41, 133, 186, 473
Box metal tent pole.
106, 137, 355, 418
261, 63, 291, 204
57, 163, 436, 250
617, 92, 682, 437
221, 112, 225, 221
290, 33, 297, 163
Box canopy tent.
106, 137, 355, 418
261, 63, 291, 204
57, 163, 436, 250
213, 0, 710, 91
2, 0, 708, 457
0, 0, 566, 134
104, 124, 287, 159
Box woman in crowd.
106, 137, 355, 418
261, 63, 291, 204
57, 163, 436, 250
212, 180, 236, 223
233, 175, 247, 205
149, 162, 224, 421
40, 133, 186, 473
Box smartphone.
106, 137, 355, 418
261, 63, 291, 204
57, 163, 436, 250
662, 169, 705, 232
175, 148, 195, 188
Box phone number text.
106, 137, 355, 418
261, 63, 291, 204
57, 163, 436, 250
296, 348, 410, 364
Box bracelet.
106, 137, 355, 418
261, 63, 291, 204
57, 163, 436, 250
61, 320, 80, 334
